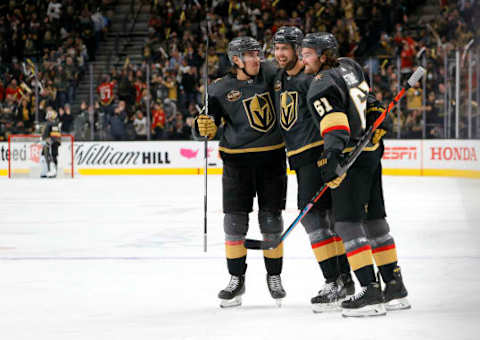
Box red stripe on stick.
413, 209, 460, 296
394, 88, 405, 102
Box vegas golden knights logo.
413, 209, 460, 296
280, 91, 298, 131
242, 92, 276, 132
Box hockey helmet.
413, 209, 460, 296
227, 37, 263, 64
301, 32, 338, 57
273, 26, 304, 48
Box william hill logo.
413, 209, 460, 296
75, 144, 170, 165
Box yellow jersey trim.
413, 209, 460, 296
218, 143, 285, 154
342, 143, 380, 153
287, 140, 324, 157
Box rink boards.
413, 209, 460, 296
0, 139, 479, 178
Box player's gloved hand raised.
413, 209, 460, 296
196, 114, 217, 140
318, 150, 346, 189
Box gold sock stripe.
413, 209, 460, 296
372, 244, 398, 266
334, 238, 346, 256
347, 245, 374, 271
263, 242, 283, 259
311, 237, 338, 262
225, 240, 247, 259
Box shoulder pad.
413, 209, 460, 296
338, 57, 362, 71
307, 72, 343, 103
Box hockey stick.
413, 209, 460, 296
202, 5, 210, 253
245, 66, 426, 250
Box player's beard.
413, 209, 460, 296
284, 56, 298, 71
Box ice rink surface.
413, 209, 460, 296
1, 174, 479, 340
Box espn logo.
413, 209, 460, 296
383, 147, 417, 160
430, 147, 478, 161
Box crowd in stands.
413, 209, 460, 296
1, 0, 478, 142
0, 0, 114, 140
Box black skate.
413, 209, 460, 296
341, 281, 386, 317
311, 281, 343, 313
383, 266, 411, 311
337, 273, 355, 297
218, 275, 245, 308
267, 274, 286, 307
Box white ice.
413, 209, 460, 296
1, 175, 479, 340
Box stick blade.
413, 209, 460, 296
244, 239, 278, 250
407, 67, 426, 87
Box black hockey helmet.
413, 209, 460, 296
227, 36, 263, 64
301, 32, 338, 57
273, 26, 304, 48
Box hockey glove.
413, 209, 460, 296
366, 106, 387, 144
318, 150, 346, 189
196, 114, 217, 140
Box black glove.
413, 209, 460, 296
318, 150, 346, 188
366, 105, 388, 144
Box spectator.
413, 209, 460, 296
405, 109, 423, 138
406, 82, 423, 111
133, 111, 148, 140
97, 74, 116, 116
59, 104, 74, 134
109, 100, 128, 140
151, 102, 166, 140
425, 91, 444, 138
15, 97, 34, 134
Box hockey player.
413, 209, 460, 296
194, 37, 287, 308
363, 97, 411, 312
272, 26, 354, 312
302, 32, 410, 317
42, 107, 62, 178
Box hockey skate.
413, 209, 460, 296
311, 281, 343, 313
383, 266, 411, 311
341, 281, 386, 317
218, 275, 245, 308
267, 274, 286, 307
47, 162, 57, 178
337, 273, 355, 297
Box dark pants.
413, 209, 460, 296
222, 157, 287, 213
332, 144, 386, 223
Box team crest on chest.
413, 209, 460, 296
280, 91, 298, 131
226, 89, 242, 102
242, 92, 276, 132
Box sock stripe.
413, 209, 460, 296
372, 243, 396, 254
312, 236, 336, 248
347, 245, 374, 271
263, 243, 283, 259
225, 240, 244, 246
225, 241, 247, 259
347, 244, 372, 257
